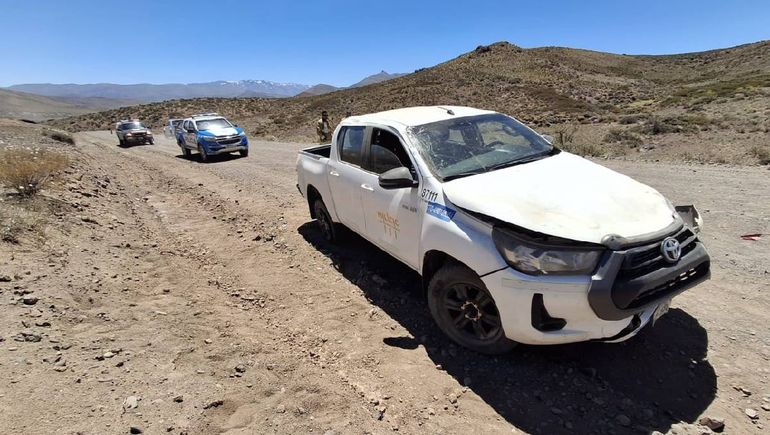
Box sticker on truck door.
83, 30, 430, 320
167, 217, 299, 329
426, 202, 456, 222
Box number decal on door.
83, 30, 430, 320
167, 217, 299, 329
421, 189, 438, 202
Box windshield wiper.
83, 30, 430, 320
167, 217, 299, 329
487, 148, 558, 171
442, 148, 559, 182
442, 170, 485, 182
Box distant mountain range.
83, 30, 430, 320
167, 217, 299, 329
7, 80, 311, 102
6, 71, 406, 105
297, 71, 406, 97
0, 71, 406, 120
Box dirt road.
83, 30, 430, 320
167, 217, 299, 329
1, 131, 768, 435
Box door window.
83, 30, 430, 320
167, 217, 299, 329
338, 126, 365, 166
368, 129, 413, 174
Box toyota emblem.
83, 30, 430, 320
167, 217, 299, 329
660, 237, 682, 263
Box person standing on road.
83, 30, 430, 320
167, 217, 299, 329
316, 111, 333, 143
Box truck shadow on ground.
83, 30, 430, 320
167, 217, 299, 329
173, 153, 245, 164
299, 223, 717, 435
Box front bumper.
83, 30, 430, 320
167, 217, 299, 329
482, 225, 710, 345
125, 135, 152, 143
201, 137, 248, 155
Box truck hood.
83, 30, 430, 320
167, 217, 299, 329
201, 126, 241, 137
442, 152, 676, 244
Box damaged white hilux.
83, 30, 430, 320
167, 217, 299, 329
296, 106, 710, 354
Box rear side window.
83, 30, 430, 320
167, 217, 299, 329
369, 129, 413, 174
338, 126, 365, 166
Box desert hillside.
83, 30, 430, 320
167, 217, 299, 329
0, 88, 95, 122
49, 41, 770, 164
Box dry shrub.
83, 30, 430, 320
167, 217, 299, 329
0, 147, 70, 197
552, 124, 578, 147
604, 128, 643, 146
561, 142, 605, 158
42, 128, 75, 144
750, 146, 770, 165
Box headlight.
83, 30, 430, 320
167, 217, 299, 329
146, 131, 153, 135
126, 133, 133, 136
493, 227, 604, 275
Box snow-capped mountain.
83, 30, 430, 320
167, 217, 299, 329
7, 80, 311, 102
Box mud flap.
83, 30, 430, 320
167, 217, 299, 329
675, 205, 703, 233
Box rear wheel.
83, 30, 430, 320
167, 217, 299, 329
312, 198, 336, 243
427, 262, 516, 355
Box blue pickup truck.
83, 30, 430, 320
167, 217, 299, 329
176, 113, 249, 162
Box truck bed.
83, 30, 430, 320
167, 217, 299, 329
300, 144, 331, 158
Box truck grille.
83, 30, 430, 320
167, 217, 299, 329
625, 262, 710, 309
617, 227, 697, 280
219, 136, 241, 145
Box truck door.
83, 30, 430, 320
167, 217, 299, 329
328, 126, 367, 232
185, 121, 198, 147
359, 128, 421, 269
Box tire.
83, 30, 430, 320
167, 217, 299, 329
182, 146, 191, 159
312, 198, 336, 243
427, 262, 516, 355
149, 139, 154, 145
118, 137, 124, 147
198, 144, 209, 162
239, 149, 248, 157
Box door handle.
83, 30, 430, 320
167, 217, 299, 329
329, 170, 340, 177
360, 184, 374, 192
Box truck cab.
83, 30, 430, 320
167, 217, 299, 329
115, 119, 153, 146
176, 113, 248, 162
296, 106, 710, 354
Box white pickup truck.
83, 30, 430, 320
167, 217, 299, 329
296, 106, 710, 354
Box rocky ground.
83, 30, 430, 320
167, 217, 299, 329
0, 127, 768, 434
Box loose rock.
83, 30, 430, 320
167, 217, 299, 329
204, 399, 224, 410
21, 296, 39, 305
745, 408, 758, 420
123, 396, 139, 410
698, 416, 725, 432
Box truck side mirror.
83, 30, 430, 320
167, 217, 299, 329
378, 167, 418, 190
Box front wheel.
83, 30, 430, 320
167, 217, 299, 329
427, 262, 516, 355
239, 149, 248, 157
198, 144, 209, 162
312, 198, 336, 243
181, 146, 191, 159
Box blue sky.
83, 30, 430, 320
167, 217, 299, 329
2, 0, 768, 87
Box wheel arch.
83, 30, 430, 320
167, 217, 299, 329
422, 250, 472, 293
306, 184, 322, 219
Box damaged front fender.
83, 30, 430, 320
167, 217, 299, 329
675, 204, 703, 234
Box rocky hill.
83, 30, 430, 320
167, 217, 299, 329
50, 41, 770, 164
